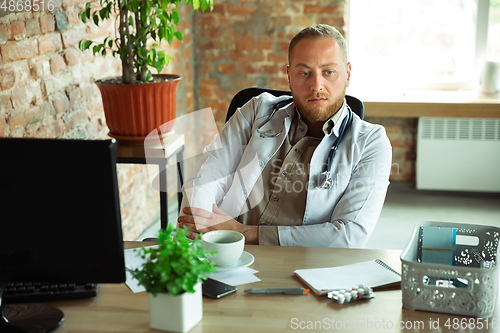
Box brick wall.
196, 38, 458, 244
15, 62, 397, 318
192, 0, 414, 181
0, 2, 196, 240
193, 0, 347, 130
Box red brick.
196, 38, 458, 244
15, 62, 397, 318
197, 15, 216, 26
39, 15, 56, 34
218, 63, 237, 75
51, 93, 70, 114
9, 112, 26, 134
0, 39, 39, 62
30, 58, 50, 78
11, 83, 42, 108
25, 19, 41, 38
38, 33, 62, 54
242, 63, 257, 74
256, 40, 272, 50
0, 116, 6, 136
53, 118, 65, 137
0, 92, 12, 113
25, 105, 41, 125
16, 61, 31, 84
64, 108, 88, 131
66, 9, 82, 28
62, 0, 88, 8
211, 4, 224, 14
234, 40, 254, 51
9, 21, 25, 41
67, 86, 81, 108
317, 17, 345, 29
0, 24, 11, 45
61, 29, 84, 48
225, 2, 255, 15
267, 52, 285, 63
64, 48, 80, 66
304, 4, 340, 14
50, 54, 66, 73
0, 67, 15, 90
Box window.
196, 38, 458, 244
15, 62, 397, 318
347, 0, 499, 91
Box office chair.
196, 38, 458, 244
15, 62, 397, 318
225, 87, 364, 123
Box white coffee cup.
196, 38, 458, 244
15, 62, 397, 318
201, 230, 245, 267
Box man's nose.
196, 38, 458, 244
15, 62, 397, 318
310, 72, 323, 92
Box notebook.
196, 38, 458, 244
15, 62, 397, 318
294, 259, 401, 295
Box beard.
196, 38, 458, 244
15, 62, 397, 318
292, 82, 347, 123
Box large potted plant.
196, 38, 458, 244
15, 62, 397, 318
131, 225, 216, 332
78, 0, 213, 144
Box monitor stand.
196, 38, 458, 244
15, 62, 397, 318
1, 279, 64, 333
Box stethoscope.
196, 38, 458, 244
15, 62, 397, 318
256, 98, 353, 189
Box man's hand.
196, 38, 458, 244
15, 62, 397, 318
177, 204, 258, 244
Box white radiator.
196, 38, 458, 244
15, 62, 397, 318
416, 117, 500, 192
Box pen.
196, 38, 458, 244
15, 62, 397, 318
244, 288, 310, 294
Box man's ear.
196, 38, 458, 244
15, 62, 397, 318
286, 65, 291, 89
346, 62, 351, 87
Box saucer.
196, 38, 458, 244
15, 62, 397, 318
214, 251, 255, 271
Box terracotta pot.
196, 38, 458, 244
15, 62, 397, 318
96, 74, 181, 144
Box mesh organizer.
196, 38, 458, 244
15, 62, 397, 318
400, 221, 500, 318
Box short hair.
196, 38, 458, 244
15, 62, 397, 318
288, 24, 348, 66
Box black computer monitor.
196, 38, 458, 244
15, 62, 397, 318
0, 138, 126, 333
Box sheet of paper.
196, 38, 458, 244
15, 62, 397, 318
209, 267, 261, 286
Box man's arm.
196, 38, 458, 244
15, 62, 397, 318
178, 93, 270, 218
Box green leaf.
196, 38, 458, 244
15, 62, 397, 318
131, 0, 139, 12
174, 31, 183, 41
171, 8, 179, 25
92, 12, 99, 26
78, 11, 87, 24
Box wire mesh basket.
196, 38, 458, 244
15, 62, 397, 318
400, 221, 500, 318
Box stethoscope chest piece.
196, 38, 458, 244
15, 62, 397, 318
317, 171, 333, 189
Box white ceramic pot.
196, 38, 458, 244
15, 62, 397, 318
148, 283, 202, 332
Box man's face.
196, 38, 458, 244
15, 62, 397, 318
287, 38, 351, 123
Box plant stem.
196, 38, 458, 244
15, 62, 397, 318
122, 3, 135, 84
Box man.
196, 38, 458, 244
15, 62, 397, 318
177, 24, 392, 248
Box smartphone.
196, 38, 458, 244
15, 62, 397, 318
202, 278, 237, 299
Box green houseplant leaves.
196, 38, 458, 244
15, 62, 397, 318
131, 225, 217, 296
78, 0, 213, 84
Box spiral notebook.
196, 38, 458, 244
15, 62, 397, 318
294, 260, 401, 295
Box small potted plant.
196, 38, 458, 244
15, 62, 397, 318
131, 225, 216, 332
78, 0, 214, 143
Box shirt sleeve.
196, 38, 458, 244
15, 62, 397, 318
258, 225, 280, 245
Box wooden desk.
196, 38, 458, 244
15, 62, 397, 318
115, 134, 185, 229
48, 243, 499, 333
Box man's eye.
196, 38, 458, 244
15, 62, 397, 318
324, 70, 334, 75
300, 72, 309, 77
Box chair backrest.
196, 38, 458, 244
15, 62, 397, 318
225, 87, 364, 123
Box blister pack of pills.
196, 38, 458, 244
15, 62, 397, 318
326, 284, 375, 304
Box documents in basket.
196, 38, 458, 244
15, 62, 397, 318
294, 259, 401, 295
